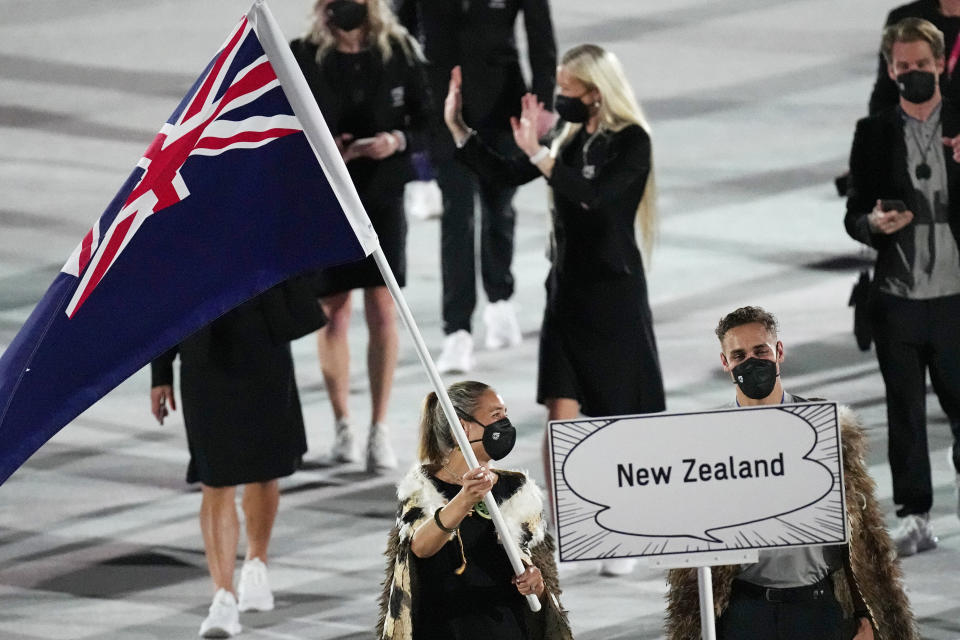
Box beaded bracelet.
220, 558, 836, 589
434, 507, 458, 533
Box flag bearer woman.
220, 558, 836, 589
378, 381, 572, 640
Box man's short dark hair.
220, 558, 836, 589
881, 17, 945, 64
715, 306, 779, 344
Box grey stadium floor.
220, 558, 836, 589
2, 0, 960, 638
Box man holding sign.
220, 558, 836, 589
665, 307, 916, 640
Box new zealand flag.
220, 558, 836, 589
0, 5, 378, 484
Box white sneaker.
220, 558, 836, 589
367, 423, 398, 473
436, 330, 474, 373
483, 300, 522, 350
599, 558, 637, 577
330, 418, 358, 463
404, 180, 442, 220
891, 513, 938, 557
237, 558, 274, 612
199, 588, 241, 638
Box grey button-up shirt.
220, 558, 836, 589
882, 103, 960, 298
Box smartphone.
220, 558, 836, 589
880, 199, 906, 212
350, 137, 378, 148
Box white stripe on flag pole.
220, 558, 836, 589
247, 0, 379, 256
249, 0, 541, 614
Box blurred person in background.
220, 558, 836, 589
291, 0, 431, 473
397, 0, 557, 373
443, 44, 665, 576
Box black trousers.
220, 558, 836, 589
717, 586, 846, 640
873, 292, 960, 515
437, 130, 517, 335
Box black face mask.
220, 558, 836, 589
896, 70, 937, 104
555, 94, 591, 123
327, 0, 368, 31
464, 416, 517, 460
731, 357, 779, 400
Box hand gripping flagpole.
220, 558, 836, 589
249, 0, 541, 613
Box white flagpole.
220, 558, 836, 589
249, 0, 541, 613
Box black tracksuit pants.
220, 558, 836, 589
873, 291, 960, 516
437, 130, 517, 335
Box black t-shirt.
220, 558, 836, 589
412, 473, 529, 640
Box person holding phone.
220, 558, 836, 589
845, 17, 960, 555
377, 381, 572, 640
290, 0, 431, 473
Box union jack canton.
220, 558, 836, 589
62, 15, 300, 317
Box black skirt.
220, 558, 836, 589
537, 270, 665, 417
178, 301, 307, 487
312, 173, 407, 297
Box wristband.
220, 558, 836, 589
529, 146, 550, 165
434, 507, 458, 533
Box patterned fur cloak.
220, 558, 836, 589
664, 406, 918, 640
377, 464, 573, 640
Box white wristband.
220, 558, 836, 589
529, 146, 550, 165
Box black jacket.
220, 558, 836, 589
398, 0, 556, 150
151, 277, 325, 388
845, 99, 960, 287
868, 0, 960, 115
457, 124, 651, 281
290, 35, 431, 188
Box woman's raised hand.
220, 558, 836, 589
444, 65, 469, 140
510, 93, 545, 157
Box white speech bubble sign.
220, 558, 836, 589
559, 407, 835, 544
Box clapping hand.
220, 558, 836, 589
510, 93, 545, 157
537, 109, 559, 139
444, 65, 469, 140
